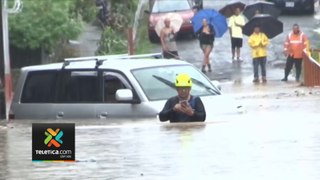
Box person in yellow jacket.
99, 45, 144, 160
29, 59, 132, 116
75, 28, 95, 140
248, 25, 269, 83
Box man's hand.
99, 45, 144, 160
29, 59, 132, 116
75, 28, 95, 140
180, 103, 194, 116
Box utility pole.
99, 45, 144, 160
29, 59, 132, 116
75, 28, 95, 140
2, 0, 13, 120
0, 0, 3, 119
1, 0, 22, 120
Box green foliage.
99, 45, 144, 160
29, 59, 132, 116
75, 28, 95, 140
71, 0, 98, 23
96, 0, 138, 55
8, 0, 84, 52
96, 27, 127, 55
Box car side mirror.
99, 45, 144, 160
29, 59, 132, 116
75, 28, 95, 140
116, 89, 133, 102
211, 80, 221, 91
144, 10, 150, 14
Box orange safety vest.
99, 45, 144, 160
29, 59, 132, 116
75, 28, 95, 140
284, 32, 309, 59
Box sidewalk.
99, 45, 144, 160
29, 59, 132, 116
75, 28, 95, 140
220, 67, 320, 99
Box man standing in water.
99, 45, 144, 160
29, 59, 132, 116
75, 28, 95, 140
159, 73, 206, 123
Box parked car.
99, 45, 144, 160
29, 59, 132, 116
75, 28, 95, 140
145, 0, 195, 42
10, 54, 242, 120
266, 0, 318, 14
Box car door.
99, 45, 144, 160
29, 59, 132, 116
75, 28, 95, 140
94, 71, 156, 119
52, 70, 101, 119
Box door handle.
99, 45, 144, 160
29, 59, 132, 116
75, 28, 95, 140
56, 112, 64, 119
99, 112, 108, 119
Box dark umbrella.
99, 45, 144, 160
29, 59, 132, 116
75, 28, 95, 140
243, 1, 281, 20
219, 1, 246, 18
243, 14, 283, 39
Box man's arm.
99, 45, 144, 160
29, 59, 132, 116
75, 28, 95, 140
159, 98, 175, 122
192, 97, 206, 122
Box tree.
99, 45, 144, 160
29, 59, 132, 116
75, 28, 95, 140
8, 0, 84, 53
96, 0, 138, 55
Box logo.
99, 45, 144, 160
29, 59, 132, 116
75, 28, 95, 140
32, 123, 75, 162
44, 128, 63, 148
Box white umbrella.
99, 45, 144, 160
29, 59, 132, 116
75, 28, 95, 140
155, 13, 183, 37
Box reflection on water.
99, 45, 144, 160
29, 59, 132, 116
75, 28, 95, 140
1, 113, 320, 179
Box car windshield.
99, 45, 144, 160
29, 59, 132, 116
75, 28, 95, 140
132, 65, 220, 101
152, 0, 191, 13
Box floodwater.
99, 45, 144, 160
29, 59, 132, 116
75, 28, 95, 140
1, 100, 320, 180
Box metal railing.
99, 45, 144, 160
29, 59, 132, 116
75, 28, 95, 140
303, 49, 320, 87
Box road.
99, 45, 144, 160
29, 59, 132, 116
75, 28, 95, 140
152, 0, 320, 82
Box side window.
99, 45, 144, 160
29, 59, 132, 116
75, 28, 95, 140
57, 70, 100, 103
103, 73, 128, 103
21, 71, 57, 103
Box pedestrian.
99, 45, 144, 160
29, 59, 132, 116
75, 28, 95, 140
228, 7, 245, 62
160, 18, 179, 59
281, 24, 309, 82
248, 25, 269, 83
196, 18, 215, 73
159, 73, 206, 123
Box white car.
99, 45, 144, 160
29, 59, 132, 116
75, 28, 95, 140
10, 54, 241, 120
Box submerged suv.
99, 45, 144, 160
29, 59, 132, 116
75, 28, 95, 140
11, 54, 241, 120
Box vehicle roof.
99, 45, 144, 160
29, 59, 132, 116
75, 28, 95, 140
20, 59, 192, 72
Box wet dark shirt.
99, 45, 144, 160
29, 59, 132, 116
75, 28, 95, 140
159, 95, 206, 123
196, 25, 215, 45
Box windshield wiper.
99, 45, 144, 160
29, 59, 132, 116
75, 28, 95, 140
152, 75, 175, 89
191, 78, 221, 95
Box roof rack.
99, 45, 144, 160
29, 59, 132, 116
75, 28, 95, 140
62, 53, 163, 69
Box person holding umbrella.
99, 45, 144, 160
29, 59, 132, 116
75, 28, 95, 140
196, 18, 215, 73
248, 25, 269, 83
160, 18, 179, 59
228, 7, 246, 62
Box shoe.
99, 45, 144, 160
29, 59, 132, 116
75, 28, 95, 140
232, 57, 237, 63
201, 65, 206, 73
253, 78, 259, 83
237, 57, 243, 62
281, 78, 287, 82
262, 77, 267, 83
207, 64, 212, 72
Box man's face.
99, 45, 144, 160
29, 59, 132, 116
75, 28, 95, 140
176, 87, 191, 99
234, 8, 240, 15
254, 27, 260, 33
164, 19, 170, 28
293, 25, 300, 34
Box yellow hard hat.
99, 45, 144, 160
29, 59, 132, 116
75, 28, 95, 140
175, 73, 192, 87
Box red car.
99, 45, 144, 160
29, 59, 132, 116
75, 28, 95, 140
145, 0, 195, 42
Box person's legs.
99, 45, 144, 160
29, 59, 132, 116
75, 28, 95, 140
163, 51, 170, 59
231, 38, 236, 60
282, 56, 294, 81
200, 45, 206, 72
204, 45, 213, 72
252, 58, 259, 82
294, 59, 302, 82
260, 57, 267, 82
236, 38, 243, 61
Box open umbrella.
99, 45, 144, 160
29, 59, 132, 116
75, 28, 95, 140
155, 13, 183, 37
192, 9, 228, 38
243, 1, 281, 20
219, 1, 246, 18
243, 14, 283, 39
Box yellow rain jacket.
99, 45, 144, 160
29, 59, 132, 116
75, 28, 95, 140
248, 32, 269, 58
